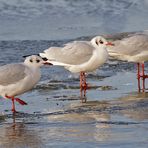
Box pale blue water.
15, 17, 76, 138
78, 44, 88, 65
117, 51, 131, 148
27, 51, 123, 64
0, 0, 148, 148
0, 38, 148, 148
0, 0, 148, 40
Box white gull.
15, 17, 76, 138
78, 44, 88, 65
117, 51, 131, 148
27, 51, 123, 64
0, 55, 48, 112
107, 33, 148, 91
40, 36, 114, 90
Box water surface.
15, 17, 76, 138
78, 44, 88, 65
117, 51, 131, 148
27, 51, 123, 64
0, 37, 148, 148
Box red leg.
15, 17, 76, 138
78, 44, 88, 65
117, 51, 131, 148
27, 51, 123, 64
5, 95, 27, 112
82, 72, 88, 90
80, 72, 87, 90
137, 63, 141, 92
5, 96, 16, 112
80, 72, 87, 102
142, 63, 145, 92
80, 72, 89, 90
80, 72, 83, 90
15, 98, 27, 105
11, 97, 16, 112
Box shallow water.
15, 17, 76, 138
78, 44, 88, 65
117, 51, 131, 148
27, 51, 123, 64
0, 0, 148, 147
0, 37, 148, 148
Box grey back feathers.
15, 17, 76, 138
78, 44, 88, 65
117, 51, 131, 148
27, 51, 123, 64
109, 34, 148, 56
44, 41, 94, 65
0, 64, 26, 86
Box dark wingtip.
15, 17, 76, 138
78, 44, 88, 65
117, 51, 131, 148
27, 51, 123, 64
42, 57, 48, 61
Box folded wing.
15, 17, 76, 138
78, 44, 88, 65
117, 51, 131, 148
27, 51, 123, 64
40, 41, 94, 65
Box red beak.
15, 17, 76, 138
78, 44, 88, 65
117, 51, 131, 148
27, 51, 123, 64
43, 62, 53, 65
106, 42, 114, 46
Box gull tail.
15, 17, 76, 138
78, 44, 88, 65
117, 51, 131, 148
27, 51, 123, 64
107, 49, 121, 57
39, 53, 71, 67
47, 61, 70, 67
39, 53, 47, 58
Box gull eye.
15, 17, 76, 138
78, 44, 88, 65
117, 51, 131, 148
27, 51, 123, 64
30, 59, 33, 63
99, 40, 104, 44
36, 59, 40, 63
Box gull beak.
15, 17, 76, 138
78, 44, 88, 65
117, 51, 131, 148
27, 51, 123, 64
43, 61, 53, 65
106, 42, 114, 46
42, 57, 52, 65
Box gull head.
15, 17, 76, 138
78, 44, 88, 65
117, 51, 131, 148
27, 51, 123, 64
24, 55, 46, 68
91, 36, 114, 48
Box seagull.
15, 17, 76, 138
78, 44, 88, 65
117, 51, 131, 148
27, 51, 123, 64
107, 33, 148, 91
39, 36, 114, 90
0, 55, 49, 113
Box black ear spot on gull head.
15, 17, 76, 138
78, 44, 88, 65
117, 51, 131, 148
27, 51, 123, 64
95, 40, 99, 45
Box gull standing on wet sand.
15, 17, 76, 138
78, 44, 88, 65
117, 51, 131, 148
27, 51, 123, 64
0, 55, 49, 113
107, 33, 148, 91
40, 36, 114, 90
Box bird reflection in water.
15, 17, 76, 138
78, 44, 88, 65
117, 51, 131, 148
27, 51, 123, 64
0, 113, 43, 148
80, 88, 87, 103
116, 92, 148, 121
46, 101, 111, 142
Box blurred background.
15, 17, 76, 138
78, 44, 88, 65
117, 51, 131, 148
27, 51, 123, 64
0, 0, 148, 40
